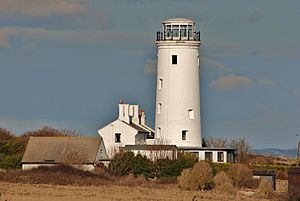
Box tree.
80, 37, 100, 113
203, 137, 228, 148
0, 128, 15, 141
229, 137, 250, 162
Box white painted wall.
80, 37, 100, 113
155, 18, 201, 147
22, 164, 95, 171
98, 119, 143, 158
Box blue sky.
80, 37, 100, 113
0, 0, 300, 149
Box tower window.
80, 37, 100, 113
158, 103, 162, 114
157, 127, 161, 136
172, 55, 177, 65
188, 109, 195, 120
158, 78, 163, 90
182, 130, 188, 140
115, 133, 121, 143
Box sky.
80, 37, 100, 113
0, 0, 300, 149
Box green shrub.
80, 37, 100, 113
131, 154, 153, 179
0, 154, 23, 169
109, 151, 135, 176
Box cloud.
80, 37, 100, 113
258, 78, 278, 88
0, 0, 110, 30
144, 59, 157, 74
0, 0, 88, 17
0, 27, 17, 48
209, 75, 255, 91
201, 56, 230, 74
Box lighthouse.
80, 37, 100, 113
155, 18, 201, 147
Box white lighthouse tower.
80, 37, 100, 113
155, 18, 201, 147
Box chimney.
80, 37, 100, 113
129, 104, 140, 125
140, 110, 146, 126
118, 101, 130, 124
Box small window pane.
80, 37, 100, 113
158, 103, 162, 114
217, 152, 224, 162
172, 55, 177, 65
205, 152, 213, 161
159, 78, 163, 90
115, 133, 121, 143
188, 109, 194, 120
172, 25, 179, 37
182, 130, 188, 140
180, 25, 187, 37
188, 25, 193, 38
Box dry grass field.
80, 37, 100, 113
0, 181, 285, 201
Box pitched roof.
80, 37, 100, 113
22, 136, 103, 164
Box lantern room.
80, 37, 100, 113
156, 18, 200, 41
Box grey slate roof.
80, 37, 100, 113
22, 136, 105, 164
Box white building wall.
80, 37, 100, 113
22, 164, 95, 171
98, 120, 139, 158
155, 36, 201, 147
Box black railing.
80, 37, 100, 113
156, 31, 200, 41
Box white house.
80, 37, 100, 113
97, 101, 155, 158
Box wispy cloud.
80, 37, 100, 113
144, 59, 157, 74
0, 0, 88, 17
209, 74, 255, 91
258, 78, 278, 88
0, 27, 16, 48
201, 56, 230, 75
0, 0, 110, 30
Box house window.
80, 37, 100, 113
158, 78, 163, 90
158, 103, 162, 114
188, 109, 194, 120
172, 55, 177, 65
217, 152, 224, 162
205, 152, 213, 161
115, 133, 121, 143
182, 130, 188, 140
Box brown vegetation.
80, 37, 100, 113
178, 161, 212, 191
227, 163, 252, 188
257, 179, 274, 199
213, 171, 235, 195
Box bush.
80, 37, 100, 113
257, 179, 274, 199
131, 154, 153, 179
178, 168, 192, 190
178, 161, 213, 191
214, 171, 235, 194
0, 154, 23, 169
109, 151, 135, 176
227, 164, 252, 188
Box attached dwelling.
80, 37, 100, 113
97, 101, 236, 163
97, 101, 155, 158
21, 136, 108, 171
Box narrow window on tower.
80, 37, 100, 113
182, 130, 188, 140
157, 127, 161, 136
172, 55, 177, 65
158, 103, 162, 114
115, 133, 121, 143
158, 78, 163, 90
188, 109, 195, 120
